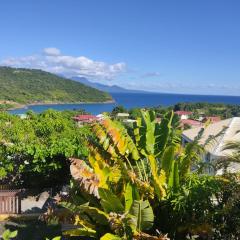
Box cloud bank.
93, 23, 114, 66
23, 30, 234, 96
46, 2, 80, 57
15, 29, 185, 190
1, 48, 126, 80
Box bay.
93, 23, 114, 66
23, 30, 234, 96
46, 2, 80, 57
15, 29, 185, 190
9, 92, 240, 115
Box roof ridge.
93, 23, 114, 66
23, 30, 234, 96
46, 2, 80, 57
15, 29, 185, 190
212, 117, 235, 155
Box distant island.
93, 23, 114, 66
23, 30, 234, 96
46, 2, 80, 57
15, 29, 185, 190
71, 76, 147, 93
0, 67, 113, 110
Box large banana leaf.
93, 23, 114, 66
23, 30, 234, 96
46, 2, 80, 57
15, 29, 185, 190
161, 145, 178, 178
148, 155, 166, 200
168, 160, 180, 192
124, 183, 140, 212
99, 188, 124, 213
129, 200, 154, 231
155, 111, 174, 156
79, 205, 109, 225
95, 118, 140, 161
133, 110, 156, 156
61, 201, 109, 225
63, 227, 96, 238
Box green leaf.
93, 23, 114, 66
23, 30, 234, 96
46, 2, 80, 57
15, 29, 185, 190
148, 155, 166, 200
48, 237, 62, 240
100, 233, 122, 240
80, 205, 109, 225
155, 111, 174, 155
161, 145, 176, 178
129, 200, 154, 231
98, 188, 124, 213
2, 229, 18, 240
124, 183, 140, 212
63, 227, 96, 237
168, 160, 180, 192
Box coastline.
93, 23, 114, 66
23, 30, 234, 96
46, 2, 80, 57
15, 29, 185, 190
7, 99, 115, 111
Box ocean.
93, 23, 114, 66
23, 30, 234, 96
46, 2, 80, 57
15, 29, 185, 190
9, 92, 240, 115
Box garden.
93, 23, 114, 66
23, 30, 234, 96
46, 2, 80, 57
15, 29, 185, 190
0, 110, 240, 239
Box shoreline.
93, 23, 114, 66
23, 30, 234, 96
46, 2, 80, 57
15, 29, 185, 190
7, 99, 115, 111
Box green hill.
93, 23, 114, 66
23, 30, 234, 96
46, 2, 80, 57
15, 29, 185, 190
0, 66, 112, 106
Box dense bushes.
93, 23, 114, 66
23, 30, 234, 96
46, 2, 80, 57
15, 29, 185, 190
0, 110, 89, 188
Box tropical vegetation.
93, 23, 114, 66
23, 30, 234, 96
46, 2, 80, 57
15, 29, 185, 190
0, 109, 89, 188
1, 109, 240, 239
113, 102, 240, 121
40, 110, 240, 240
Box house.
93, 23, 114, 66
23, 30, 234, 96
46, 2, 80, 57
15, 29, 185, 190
73, 114, 97, 126
175, 111, 193, 120
181, 119, 202, 128
202, 116, 221, 124
122, 119, 137, 126
116, 112, 130, 121
96, 114, 106, 121
182, 117, 240, 174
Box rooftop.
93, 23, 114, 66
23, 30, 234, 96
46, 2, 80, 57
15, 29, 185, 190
116, 113, 130, 117
175, 111, 193, 115
73, 114, 97, 122
181, 119, 202, 127
182, 117, 240, 157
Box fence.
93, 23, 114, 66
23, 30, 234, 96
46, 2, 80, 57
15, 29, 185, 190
0, 188, 21, 214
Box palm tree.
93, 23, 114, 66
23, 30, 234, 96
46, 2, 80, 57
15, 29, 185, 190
217, 141, 240, 173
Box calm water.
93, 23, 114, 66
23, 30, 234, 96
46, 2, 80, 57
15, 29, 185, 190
9, 92, 240, 115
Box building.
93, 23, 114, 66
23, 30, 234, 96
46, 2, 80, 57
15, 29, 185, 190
73, 114, 97, 126
182, 117, 240, 174
96, 114, 107, 121
116, 113, 130, 119
181, 119, 202, 128
202, 116, 221, 124
175, 111, 193, 120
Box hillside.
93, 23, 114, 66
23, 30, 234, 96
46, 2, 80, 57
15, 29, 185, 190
0, 67, 112, 105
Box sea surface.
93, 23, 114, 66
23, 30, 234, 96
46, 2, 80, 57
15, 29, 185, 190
9, 92, 240, 115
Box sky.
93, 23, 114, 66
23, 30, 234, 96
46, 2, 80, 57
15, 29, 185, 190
0, 0, 240, 95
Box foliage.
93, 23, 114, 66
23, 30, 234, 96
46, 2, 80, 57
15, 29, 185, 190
0, 110, 89, 188
51, 110, 206, 239
0, 66, 112, 105
1, 230, 17, 240
173, 102, 240, 119
129, 108, 142, 119
129, 102, 240, 121
111, 105, 128, 116
38, 109, 240, 239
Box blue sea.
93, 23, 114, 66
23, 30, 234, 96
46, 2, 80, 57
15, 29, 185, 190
9, 92, 240, 115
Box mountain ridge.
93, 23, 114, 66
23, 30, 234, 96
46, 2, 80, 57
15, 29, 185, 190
71, 76, 147, 93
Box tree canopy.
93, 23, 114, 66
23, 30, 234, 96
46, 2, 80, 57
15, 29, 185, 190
0, 109, 89, 188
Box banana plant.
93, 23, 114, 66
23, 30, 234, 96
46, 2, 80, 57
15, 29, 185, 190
56, 110, 208, 239
71, 110, 194, 201
62, 185, 155, 239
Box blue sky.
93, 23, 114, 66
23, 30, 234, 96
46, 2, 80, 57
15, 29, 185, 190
1, 0, 240, 95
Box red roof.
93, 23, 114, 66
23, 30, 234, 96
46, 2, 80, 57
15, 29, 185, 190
175, 111, 193, 115
203, 116, 221, 123
181, 119, 202, 126
73, 115, 97, 122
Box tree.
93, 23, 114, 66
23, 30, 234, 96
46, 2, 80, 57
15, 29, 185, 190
0, 110, 89, 188
111, 105, 128, 116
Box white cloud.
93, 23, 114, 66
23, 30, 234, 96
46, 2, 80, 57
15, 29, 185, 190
43, 47, 61, 56
0, 48, 126, 80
